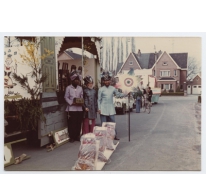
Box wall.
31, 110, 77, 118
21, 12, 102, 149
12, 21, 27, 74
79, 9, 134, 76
155, 52, 180, 82
4, 46, 38, 100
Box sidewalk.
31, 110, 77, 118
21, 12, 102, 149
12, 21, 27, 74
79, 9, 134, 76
4, 114, 104, 172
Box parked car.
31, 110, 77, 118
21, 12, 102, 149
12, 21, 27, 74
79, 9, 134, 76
113, 95, 135, 114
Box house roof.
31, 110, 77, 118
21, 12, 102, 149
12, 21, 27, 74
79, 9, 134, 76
169, 53, 188, 68
133, 52, 187, 69
133, 53, 151, 69
159, 77, 176, 80
116, 62, 123, 74
64, 50, 83, 59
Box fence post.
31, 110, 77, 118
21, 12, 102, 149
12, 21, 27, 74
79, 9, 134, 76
198, 96, 201, 103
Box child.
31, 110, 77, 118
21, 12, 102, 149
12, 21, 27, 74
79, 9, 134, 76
82, 75, 98, 134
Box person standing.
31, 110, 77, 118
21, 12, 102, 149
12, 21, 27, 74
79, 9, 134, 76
98, 71, 125, 140
64, 71, 83, 143
133, 87, 144, 113
147, 87, 153, 105
82, 75, 98, 135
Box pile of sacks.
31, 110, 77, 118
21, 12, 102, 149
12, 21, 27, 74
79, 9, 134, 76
73, 122, 116, 170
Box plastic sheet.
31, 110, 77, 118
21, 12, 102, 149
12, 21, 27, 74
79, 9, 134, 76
102, 122, 116, 150
74, 133, 98, 170
93, 127, 108, 162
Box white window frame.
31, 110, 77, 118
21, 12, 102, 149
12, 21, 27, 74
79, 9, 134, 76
160, 70, 170, 77
129, 61, 133, 65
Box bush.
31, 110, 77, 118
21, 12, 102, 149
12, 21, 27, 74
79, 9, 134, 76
169, 89, 174, 92
161, 92, 184, 96
176, 86, 180, 92
4, 98, 45, 132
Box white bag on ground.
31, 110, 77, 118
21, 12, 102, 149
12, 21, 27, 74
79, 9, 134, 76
93, 126, 108, 162
102, 122, 116, 150
73, 133, 99, 170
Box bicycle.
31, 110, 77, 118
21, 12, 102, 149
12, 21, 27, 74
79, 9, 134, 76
142, 98, 151, 114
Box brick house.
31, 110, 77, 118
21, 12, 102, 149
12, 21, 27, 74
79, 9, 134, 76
186, 74, 201, 94
117, 50, 188, 92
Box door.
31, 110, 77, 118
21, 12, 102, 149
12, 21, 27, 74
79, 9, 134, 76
192, 85, 201, 94
41, 37, 56, 92
187, 85, 191, 94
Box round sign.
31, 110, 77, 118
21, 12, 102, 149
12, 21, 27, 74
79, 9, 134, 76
124, 78, 134, 87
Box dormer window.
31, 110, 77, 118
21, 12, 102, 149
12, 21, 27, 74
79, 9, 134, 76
163, 62, 168, 66
129, 61, 133, 65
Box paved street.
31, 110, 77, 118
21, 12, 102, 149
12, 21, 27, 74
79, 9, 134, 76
4, 95, 201, 172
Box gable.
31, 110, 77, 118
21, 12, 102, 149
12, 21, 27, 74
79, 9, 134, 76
58, 52, 73, 60
119, 53, 141, 72
155, 51, 180, 69
192, 75, 201, 81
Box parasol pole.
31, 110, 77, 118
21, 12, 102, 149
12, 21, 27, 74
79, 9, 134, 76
128, 92, 130, 142
82, 37, 84, 79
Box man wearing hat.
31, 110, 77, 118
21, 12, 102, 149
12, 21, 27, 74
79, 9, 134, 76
64, 71, 83, 143
98, 71, 125, 140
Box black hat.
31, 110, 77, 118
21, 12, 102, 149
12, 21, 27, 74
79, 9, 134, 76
83, 75, 93, 85
101, 71, 112, 81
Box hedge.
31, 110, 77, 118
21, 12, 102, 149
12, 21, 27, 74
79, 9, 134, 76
161, 92, 184, 96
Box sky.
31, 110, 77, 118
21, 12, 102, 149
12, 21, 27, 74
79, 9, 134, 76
71, 37, 201, 72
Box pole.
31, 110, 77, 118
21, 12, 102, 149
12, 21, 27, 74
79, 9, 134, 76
128, 92, 130, 142
82, 37, 84, 78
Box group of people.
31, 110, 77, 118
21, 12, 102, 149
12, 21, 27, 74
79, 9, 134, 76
64, 71, 125, 143
133, 86, 153, 113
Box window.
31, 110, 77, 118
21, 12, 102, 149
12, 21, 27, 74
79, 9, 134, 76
193, 86, 197, 88
160, 70, 170, 77
161, 84, 164, 89
163, 62, 168, 66
188, 86, 190, 88
174, 70, 177, 76
129, 61, 133, 65
164, 84, 169, 90
198, 86, 201, 88
153, 70, 155, 76
170, 84, 173, 89
180, 85, 183, 89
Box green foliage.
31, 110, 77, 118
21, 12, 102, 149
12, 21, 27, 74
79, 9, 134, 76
169, 89, 174, 92
4, 98, 45, 132
12, 38, 53, 100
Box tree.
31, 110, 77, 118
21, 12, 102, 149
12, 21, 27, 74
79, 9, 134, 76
4, 36, 20, 47
126, 38, 128, 58
187, 57, 200, 80
121, 39, 123, 63
111, 37, 114, 71
131, 37, 136, 53
12, 38, 54, 100
117, 37, 120, 62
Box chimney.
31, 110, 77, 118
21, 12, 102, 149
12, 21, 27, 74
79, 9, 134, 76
154, 51, 157, 61
137, 49, 141, 57
158, 50, 162, 58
